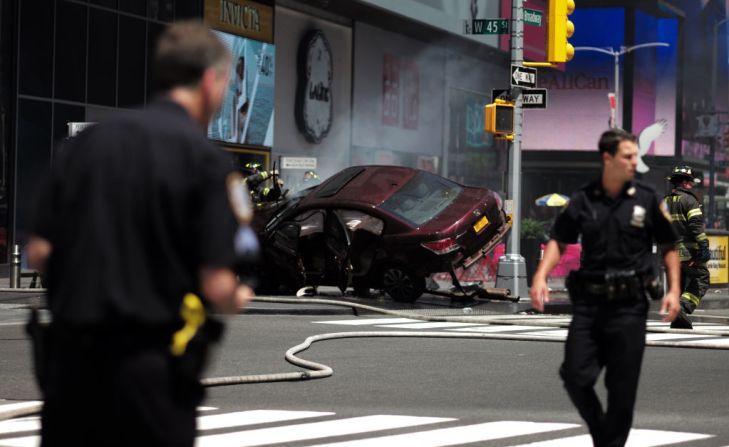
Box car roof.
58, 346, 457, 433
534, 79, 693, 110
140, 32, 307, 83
302, 165, 418, 207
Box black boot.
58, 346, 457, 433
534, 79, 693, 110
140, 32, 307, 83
671, 301, 693, 329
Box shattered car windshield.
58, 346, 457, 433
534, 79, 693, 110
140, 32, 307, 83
380, 171, 462, 227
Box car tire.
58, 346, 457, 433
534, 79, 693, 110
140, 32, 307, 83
382, 265, 425, 302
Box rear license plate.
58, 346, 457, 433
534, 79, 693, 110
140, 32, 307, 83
473, 216, 489, 234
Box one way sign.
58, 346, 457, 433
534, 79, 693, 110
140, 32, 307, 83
510, 64, 537, 88
522, 88, 548, 109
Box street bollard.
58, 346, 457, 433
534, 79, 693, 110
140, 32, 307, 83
10, 244, 21, 289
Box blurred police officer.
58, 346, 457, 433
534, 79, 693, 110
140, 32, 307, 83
664, 165, 710, 329
530, 128, 681, 447
26, 22, 254, 447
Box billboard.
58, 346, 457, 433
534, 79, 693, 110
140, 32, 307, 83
519, 8, 678, 157
207, 30, 275, 148
708, 232, 729, 286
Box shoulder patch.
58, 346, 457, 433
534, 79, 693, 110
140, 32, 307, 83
226, 172, 253, 224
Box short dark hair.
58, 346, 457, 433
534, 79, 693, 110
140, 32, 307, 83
598, 128, 637, 157
152, 21, 230, 91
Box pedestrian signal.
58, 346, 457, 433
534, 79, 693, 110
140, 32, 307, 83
484, 99, 514, 140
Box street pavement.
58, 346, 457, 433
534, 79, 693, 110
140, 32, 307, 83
2, 314, 729, 446
4, 273, 729, 323
2, 282, 729, 446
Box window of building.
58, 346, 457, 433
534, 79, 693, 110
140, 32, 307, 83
18, 0, 53, 97
88, 8, 118, 106
54, 1, 88, 102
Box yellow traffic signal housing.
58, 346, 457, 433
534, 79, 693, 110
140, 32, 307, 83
547, 0, 575, 63
484, 99, 514, 139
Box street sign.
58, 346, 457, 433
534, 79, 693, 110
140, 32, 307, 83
491, 89, 511, 103
523, 8, 543, 26
281, 157, 317, 169
492, 88, 547, 108
510, 65, 537, 88
522, 89, 548, 109
67, 122, 95, 137
464, 18, 509, 35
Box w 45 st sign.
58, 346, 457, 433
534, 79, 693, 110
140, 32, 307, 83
463, 18, 509, 35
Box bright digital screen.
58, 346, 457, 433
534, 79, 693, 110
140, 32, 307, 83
207, 30, 276, 148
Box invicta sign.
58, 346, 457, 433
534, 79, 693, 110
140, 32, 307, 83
219, 0, 261, 33
204, 0, 273, 43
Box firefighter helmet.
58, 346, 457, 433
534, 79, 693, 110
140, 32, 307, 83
667, 165, 700, 183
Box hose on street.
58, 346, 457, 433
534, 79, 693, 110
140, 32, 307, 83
5, 296, 727, 421
200, 296, 729, 388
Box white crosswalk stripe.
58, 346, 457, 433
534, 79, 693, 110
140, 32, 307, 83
505, 429, 712, 446
305, 421, 579, 447
313, 318, 729, 348
0, 402, 717, 447
194, 415, 452, 447
197, 410, 334, 431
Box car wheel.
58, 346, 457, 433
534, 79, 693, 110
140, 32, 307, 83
382, 265, 425, 302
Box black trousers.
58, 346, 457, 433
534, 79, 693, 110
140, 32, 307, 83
560, 299, 648, 447
40, 327, 203, 447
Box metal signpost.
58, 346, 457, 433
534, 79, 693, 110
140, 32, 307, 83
495, 0, 529, 300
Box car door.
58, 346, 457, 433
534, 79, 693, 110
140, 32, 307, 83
264, 220, 306, 292
323, 210, 352, 293
334, 209, 384, 278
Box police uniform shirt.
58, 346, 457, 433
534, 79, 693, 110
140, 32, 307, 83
32, 100, 238, 327
550, 179, 677, 274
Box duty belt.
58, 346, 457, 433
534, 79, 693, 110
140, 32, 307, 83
567, 269, 657, 303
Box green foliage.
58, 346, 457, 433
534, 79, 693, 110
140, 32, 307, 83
521, 218, 547, 240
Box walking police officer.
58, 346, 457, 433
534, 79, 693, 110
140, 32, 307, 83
664, 165, 711, 329
26, 22, 254, 447
530, 128, 681, 447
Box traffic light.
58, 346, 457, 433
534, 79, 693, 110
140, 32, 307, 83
723, 127, 729, 149
484, 99, 514, 139
547, 0, 575, 63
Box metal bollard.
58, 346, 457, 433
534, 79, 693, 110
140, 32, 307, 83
10, 244, 21, 289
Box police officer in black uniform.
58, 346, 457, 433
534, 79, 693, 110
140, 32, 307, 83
664, 165, 711, 329
530, 128, 681, 447
26, 22, 254, 447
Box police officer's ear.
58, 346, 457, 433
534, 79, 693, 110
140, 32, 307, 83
201, 64, 229, 114
600, 150, 612, 165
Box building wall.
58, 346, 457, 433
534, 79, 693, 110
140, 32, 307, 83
272, 6, 352, 189
351, 22, 446, 166
10, 0, 201, 252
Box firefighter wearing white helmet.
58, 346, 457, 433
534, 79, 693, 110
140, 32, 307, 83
663, 165, 710, 329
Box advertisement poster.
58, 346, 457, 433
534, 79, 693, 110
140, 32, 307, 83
708, 234, 729, 286
401, 60, 419, 130
208, 30, 275, 148
382, 53, 400, 126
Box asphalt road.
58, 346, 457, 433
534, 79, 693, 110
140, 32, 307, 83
1, 308, 729, 446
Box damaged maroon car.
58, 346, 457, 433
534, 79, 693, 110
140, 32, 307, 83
252, 165, 511, 302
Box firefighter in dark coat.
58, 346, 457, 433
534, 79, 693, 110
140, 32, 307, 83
664, 165, 711, 329
242, 163, 284, 203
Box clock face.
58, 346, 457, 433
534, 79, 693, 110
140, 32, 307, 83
297, 30, 333, 143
